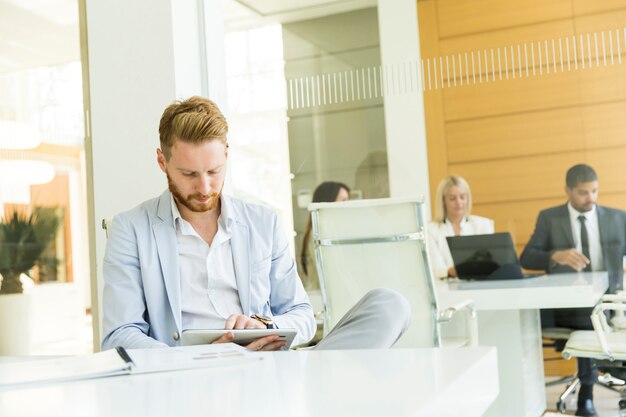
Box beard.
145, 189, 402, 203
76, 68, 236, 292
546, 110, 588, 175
167, 173, 221, 213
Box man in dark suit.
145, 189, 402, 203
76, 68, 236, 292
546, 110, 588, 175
521, 164, 626, 417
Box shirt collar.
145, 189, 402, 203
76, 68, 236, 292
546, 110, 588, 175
170, 193, 234, 232
219, 195, 234, 232
444, 217, 469, 224
171, 193, 182, 224
567, 202, 596, 221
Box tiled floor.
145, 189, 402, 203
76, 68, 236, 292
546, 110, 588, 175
545, 376, 625, 417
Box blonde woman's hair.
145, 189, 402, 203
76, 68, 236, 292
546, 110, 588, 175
433, 175, 472, 223
159, 96, 228, 160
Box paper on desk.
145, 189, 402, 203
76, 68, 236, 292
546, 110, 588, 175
0, 343, 260, 389
127, 343, 261, 375
0, 348, 131, 388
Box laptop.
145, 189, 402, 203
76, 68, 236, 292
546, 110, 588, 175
446, 232, 537, 281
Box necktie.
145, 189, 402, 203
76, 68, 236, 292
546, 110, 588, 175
578, 215, 591, 272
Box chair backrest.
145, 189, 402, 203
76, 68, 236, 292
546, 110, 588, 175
102, 218, 112, 239
309, 197, 440, 348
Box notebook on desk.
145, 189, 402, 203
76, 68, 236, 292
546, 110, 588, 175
0, 344, 259, 389
446, 232, 539, 281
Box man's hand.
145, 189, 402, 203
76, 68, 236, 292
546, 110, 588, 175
447, 266, 457, 278
211, 314, 287, 351
212, 333, 286, 351
551, 249, 590, 271
224, 314, 266, 330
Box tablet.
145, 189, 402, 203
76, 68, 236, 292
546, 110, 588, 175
180, 328, 297, 350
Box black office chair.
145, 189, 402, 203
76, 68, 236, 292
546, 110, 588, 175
543, 326, 580, 412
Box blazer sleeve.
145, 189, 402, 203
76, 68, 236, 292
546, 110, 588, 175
519, 211, 553, 271
101, 214, 168, 350
427, 222, 451, 279
266, 213, 316, 346
484, 218, 495, 234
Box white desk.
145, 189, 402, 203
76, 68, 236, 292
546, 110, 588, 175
0, 348, 498, 417
438, 271, 608, 417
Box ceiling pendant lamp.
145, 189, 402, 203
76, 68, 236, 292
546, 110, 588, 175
0, 159, 55, 186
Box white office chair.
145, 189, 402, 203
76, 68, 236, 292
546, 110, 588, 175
309, 197, 477, 348
562, 293, 626, 415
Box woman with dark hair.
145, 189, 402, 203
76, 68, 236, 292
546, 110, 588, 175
299, 181, 350, 290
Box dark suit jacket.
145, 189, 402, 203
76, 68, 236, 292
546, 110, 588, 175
520, 204, 626, 293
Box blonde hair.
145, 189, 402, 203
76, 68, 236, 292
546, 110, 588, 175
159, 96, 228, 160
433, 175, 472, 223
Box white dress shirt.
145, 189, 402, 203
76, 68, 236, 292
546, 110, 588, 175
427, 215, 495, 279
172, 195, 243, 330
567, 203, 604, 271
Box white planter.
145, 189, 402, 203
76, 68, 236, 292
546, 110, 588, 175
0, 292, 32, 355
30, 283, 84, 349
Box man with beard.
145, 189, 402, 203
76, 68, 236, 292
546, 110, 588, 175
101, 96, 410, 352
521, 164, 626, 417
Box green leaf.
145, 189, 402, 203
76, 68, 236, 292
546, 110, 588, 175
0, 209, 61, 294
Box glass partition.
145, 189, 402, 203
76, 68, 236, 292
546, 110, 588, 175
0, 0, 90, 355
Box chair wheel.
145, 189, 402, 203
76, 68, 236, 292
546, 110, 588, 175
557, 400, 566, 413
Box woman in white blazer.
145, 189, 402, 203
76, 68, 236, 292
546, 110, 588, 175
427, 175, 494, 279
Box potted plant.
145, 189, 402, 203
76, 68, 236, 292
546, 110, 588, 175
0, 209, 61, 294
0, 208, 60, 354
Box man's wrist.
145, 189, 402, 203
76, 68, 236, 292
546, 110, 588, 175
549, 250, 559, 268
251, 314, 277, 329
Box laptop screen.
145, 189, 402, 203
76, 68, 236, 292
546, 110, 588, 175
446, 232, 524, 280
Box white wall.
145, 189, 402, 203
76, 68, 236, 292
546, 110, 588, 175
377, 0, 431, 218
84, 0, 221, 349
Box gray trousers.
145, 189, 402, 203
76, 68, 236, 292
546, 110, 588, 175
313, 288, 411, 350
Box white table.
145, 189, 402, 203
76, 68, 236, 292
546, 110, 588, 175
438, 271, 609, 417
0, 347, 498, 417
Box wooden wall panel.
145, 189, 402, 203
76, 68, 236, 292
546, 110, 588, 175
418, 1, 449, 205
446, 107, 585, 163
587, 147, 626, 194
442, 71, 581, 121
437, 28, 625, 85
475, 198, 565, 242
573, 1, 626, 16
442, 65, 626, 122
450, 152, 583, 204
446, 99, 626, 164
578, 64, 626, 104
599, 193, 626, 211
419, 0, 626, 268
574, 8, 626, 31
436, 0, 572, 38
439, 21, 575, 59
582, 101, 626, 149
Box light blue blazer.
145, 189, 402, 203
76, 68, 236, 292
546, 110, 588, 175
101, 191, 315, 350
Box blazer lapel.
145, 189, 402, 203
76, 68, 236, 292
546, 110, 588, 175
153, 191, 182, 331
597, 205, 610, 258
231, 219, 251, 315
557, 204, 575, 247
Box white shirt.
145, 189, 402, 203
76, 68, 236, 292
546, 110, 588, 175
172, 195, 243, 330
427, 215, 495, 279
567, 203, 604, 271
